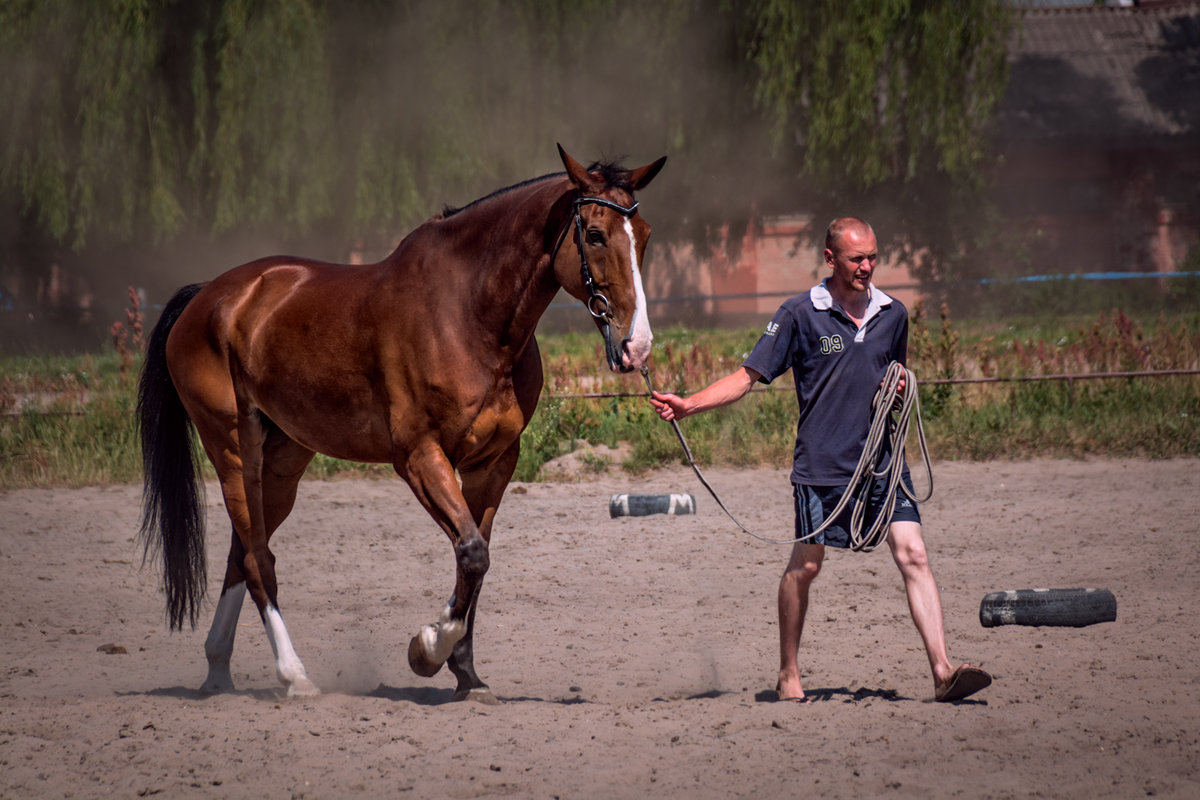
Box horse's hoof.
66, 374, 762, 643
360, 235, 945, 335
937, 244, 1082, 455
200, 665, 235, 693
287, 676, 321, 698
407, 635, 444, 677
199, 677, 234, 694
454, 687, 500, 705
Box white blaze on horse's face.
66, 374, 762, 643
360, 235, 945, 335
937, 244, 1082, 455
622, 216, 653, 370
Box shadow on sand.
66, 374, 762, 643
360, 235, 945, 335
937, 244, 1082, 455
754, 686, 914, 704
119, 685, 286, 702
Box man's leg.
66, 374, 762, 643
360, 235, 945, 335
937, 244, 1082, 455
777, 542, 824, 701
888, 520, 993, 700
888, 521, 955, 686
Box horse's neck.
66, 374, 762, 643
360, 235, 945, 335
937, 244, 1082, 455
419, 180, 569, 358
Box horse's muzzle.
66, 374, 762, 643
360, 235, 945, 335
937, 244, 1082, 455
607, 331, 650, 374
600, 315, 652, 373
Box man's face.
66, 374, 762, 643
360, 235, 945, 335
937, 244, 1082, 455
825, 226, 878, 294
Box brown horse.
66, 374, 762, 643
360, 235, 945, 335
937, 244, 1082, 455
137, 145, 666, 701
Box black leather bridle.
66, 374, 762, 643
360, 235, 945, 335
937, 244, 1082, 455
551, 195, 641, 324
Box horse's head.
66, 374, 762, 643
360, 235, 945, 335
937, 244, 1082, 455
554, 144, 667, 373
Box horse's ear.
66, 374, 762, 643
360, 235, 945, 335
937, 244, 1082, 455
557, 143, 604, 193
628, 156, 667, 191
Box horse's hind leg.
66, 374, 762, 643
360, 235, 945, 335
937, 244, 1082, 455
200, 532, 248, 692
200, 415, 317, 696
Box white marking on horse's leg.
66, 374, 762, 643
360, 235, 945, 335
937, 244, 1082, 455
262, 604, 319, 697
417, 602, 467, 667
622, 217, 653, 368
201, 582, 246, 692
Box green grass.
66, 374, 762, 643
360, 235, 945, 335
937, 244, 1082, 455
1, 352, 141, 487
2, 309, 1198, 489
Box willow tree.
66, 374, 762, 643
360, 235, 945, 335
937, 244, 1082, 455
742, 0, 1015, 285
0, 0, 344, 308
0, 0, 1014, 332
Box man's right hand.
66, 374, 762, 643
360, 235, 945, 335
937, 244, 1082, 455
650, 390, 687, 422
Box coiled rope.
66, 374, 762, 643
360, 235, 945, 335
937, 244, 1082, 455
641, 360, 932, 550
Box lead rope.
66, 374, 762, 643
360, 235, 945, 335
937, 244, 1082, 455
640, 361, 933, 550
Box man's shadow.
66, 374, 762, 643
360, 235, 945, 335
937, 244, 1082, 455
755, 686, 910, 704
755, 685, 987, 705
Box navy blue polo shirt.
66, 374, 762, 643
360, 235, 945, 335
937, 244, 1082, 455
743, 280, 909, 485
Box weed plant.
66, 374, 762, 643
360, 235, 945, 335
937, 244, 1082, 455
2, 307, 1198, 488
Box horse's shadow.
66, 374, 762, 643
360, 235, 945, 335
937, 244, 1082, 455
118, 686, 285, 702
121, 684, 466, 705
119, 683, 575, 706
368, 684, 592, 706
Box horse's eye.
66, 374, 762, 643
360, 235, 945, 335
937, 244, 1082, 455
586, 229, 606, 246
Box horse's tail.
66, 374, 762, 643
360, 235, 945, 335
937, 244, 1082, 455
137, 283, 207, 631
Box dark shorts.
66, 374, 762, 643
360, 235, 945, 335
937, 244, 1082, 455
792, 474, 921, 549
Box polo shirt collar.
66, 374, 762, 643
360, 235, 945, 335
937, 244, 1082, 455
811, 280, 893, 340
811, 279, 893, 317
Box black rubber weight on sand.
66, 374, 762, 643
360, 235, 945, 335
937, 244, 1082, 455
979, 588, 1117, 628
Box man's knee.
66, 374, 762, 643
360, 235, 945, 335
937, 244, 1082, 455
783, 558, 822, 586
894, 546, 931, 577
890, 524, 931, 573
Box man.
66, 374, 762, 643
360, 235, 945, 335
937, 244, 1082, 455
649, 217, 990, 703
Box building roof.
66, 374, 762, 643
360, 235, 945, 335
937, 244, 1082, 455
995, 1, 1200, 142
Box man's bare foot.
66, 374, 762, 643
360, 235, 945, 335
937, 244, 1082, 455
776, 671, 807, 703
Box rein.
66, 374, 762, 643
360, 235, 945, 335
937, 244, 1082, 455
642, 361, 933, 550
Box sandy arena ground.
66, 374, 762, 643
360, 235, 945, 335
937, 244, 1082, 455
2, 458, 1199, 799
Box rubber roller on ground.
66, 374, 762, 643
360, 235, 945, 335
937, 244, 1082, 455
979, 588, 1117, 628
609, 493, 697, 517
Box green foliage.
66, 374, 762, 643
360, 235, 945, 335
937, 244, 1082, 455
0, 0, 1014, 297
303, 454, 392, 480
744, 0, 1013, 189
741, 0, 1016, 294
907, 300, 959, 417
513, 398, 567, 482
928, 376, 1200, 460
209, 0, 337, 233
0, 351, 142, 486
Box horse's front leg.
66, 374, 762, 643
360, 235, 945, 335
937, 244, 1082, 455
399, 444, 492, 698
441, 449, 519, 702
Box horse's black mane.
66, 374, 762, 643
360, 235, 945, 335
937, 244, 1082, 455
439, 159, 634, 219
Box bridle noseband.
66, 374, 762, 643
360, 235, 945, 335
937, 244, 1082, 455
551, 195, 640, 323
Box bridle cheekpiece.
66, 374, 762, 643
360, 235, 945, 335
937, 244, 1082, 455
552, 195, 640, 323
